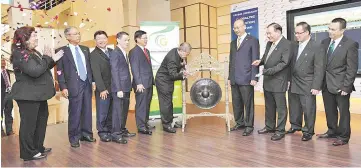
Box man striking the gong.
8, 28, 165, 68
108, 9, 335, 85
155, 42, 191, 133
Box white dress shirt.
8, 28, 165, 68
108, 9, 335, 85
297, 37, 311, 60
68, 43, 87, 75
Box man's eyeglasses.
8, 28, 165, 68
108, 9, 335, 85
294, 31, 306, 35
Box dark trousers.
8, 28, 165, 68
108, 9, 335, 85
231, 85, 254, 129
288, 92, 316, 135
135, 87, 153, 129
157, 86, 174, 127
16, 100, 48, 160
111, 92, 130, 139
68, 80, 93, 144
95, 91, 112, 137
322, 89, 351, 141
1, 93, 13, 134
264, 91, 288, 134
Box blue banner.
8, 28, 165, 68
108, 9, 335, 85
231, 7, 259, 41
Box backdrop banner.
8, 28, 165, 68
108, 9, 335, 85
140, 21, 182, 118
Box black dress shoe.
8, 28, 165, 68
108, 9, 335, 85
301, 134, 312, 141
146, 124, 156, 129
242, 129, 253, 136
112, 137, 127, 144
317, 133, 337, 138
138, 129, 152, 135
271, 133, 285, 141
100, 135, 111, 142
71, 142, 80, 148
258, 128, 276, 134
163, 126, 176, 133
80, 136, 96, 142
1, 131, 6, 137
174, 122, 182, 128
286, 128, 301, 134
332, 139, 348, 146
230, 124, 246, 131
23, 153, 47, 161
42, 148, 52, 153
123, 130, 136, 137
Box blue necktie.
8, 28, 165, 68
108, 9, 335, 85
75, 46, 87, 81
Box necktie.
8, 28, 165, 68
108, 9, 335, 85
2, 70, 10, 89
143, 48, 151, 64
104, 49, 110, 57
237, 37, 242, 50
75, 46, 87, 81
327, 40, 335, 60
265, 43, 276, 63
296, 44, 304, 60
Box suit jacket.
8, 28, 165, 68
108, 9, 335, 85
155, 48, 184, 92
56, 45, 93, 97
228, 34, 260, 85
289, 39, 326, 95
129, 45, 154, 89
90, 46, 113, 92
110, 46, 132, 93
321, 36, 359, 94
10, 49, 56, 101
260, 37, 292, 92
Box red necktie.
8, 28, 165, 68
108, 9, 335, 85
143, 48, 150, 64
2, 70, 10, 88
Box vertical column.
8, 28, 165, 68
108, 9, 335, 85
122, 0, 138, 112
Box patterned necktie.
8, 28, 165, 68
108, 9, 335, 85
2, 70, 10, 88
75, 46, 87, 81
265, 43, 276, 63
104, 49, 110, 57
327, 40, 335, 60
143, 48, 151, 64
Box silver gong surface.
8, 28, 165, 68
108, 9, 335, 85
190, 78, 222, 109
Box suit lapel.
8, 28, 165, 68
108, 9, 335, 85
295, 40, 312, 68
237, 34, 248, 51
116, 46, 128, 64
64, 45, 77, 69
328, 36, 347, 65
266, 37, 284, 64
96, 47, 110, 61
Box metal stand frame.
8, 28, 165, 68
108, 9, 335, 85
181, 55, 231, 132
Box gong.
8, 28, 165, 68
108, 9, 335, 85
190, 78, 222, 109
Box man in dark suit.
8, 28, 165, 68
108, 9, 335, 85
155, 42, 191, 133
318, 18, 359, 146
57, 26, 96, 147
90, 30, 113, 142
1, 59, 14, 136
252, 23, 292, 141
287, 22, 326, 141
228, 19, 260, 136
129, 30, 155, 135
110, 32, 136, 144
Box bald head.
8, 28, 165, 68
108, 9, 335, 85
233, 19, 246, 37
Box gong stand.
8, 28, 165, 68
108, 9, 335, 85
181, 53, 231, 132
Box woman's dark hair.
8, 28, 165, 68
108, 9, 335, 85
10, 26, 36, 63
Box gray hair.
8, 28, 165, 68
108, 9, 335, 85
178, 42, 192, 52
64, 26, 77, 36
